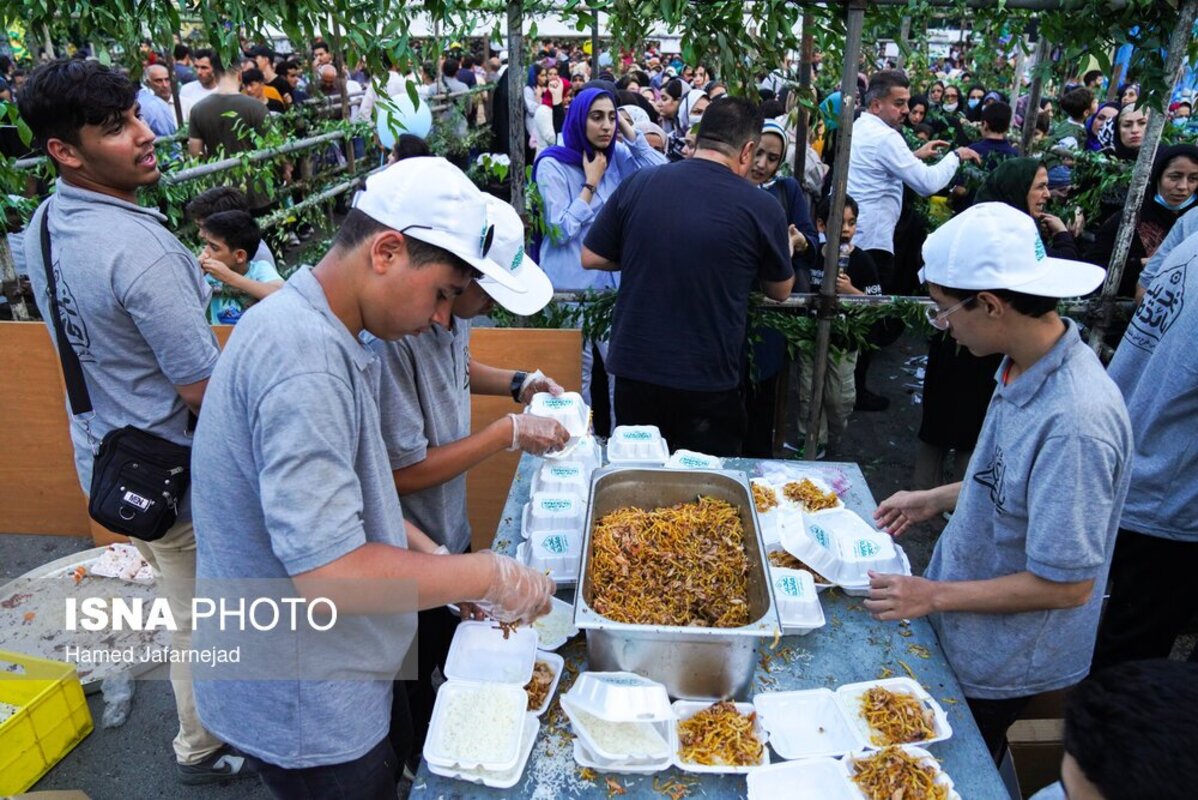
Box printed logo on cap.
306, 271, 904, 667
510, 245, 525, 273
1033, 236, 1046, 261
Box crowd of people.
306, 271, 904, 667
2, 26, 1198, 800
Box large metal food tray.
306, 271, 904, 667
574, 468, 781, 701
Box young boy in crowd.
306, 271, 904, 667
197, 210, 284, 324
868, 202, 1132, 763
185, 185, 278, 268
797, 195, 881, 456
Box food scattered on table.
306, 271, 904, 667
751, 483, 778, 514
525, 660, 555, 710
432, 684, 525, 763
767, 550, 832, 584
0, 700, 20, 725
605, 776, 626, 797
782, 478, 840, 512
850, 746, 949, 800
589, 497, 750, 628
571, 707, 668, 758
676, 701, 764, 767
859, 687, 936, 746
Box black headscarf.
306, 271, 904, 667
1140, 143, 1198, 249
964, 83, 987, 122
975, 157, 1043, 214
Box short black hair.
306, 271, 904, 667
312, 41, 330, 54
616, 89, 660, 124
932, 284, 1058, 317
442, 57, 460, 78
174, 44, 191, 61
980, 101, 1013, 133
695, 96, 761, 156
1035, 110, 1052, 134
664, 78, 684, 101
912, 122, 935, 138
759, 99, 785, 118
1061, 87, 1094, 120
864, 69, 910, 106
816, 194, 859, 223
241, 68, 264, 86
17, 59, 139, 156
1082, 69, 1103, 86
278, 59, 300, 75
247, 44, 275, 61
391, 134, 431, 161
1065, 661, 1198, 800
333, 208, 476, 276
460, 55, 474, 69
200, 210, 262, 259
186, 186, 250, 223
192, 48, 222, 74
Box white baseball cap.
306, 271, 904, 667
477, 197, 553, 315
919, 202, 1104, 298
352, 157, 522, 291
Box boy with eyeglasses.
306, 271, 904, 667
865, 202, 1132, 764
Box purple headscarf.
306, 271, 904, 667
533, 87, 618, 177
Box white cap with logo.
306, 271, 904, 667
478, 196, 554, 315
919, 202, 1105, 298
352, 157, 522, 291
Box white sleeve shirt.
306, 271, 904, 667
846, 112, 960, 254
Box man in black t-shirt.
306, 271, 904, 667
582, 97, 795, 456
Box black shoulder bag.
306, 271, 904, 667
39, 208, 192, 541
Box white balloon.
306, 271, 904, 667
376, 93, 432, 148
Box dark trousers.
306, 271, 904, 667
400, 603, 462, 766
590, 342, 613, 439
249, 736, 399, 800
855, 248, 905, 393
965, 695, 1032, 764
614, 376, 746, 457
742, 373, 781, 459
1092, 529, 1198, 670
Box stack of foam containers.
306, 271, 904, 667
605, 425, 670, 468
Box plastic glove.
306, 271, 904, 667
508, 413, 570, 455
475, 550, 556, 625
518, 369, 564, 404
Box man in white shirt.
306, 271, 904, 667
179, 48, 219, 122
846, 69, 980, 410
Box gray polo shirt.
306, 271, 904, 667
22, 180, 220, 516
1109, 232, 1198, 541
370, 318, 473, 553
925, 320, 1132, 700
191, 267, 414, 769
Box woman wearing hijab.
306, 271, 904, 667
1085, 101, 1121, 151
658, 78, 685, 135
1097, 103, 1151, 218
1118, 82, 1140, 106
964, 83, 987, 123
915, 158, 1077, 489
533, 87, 667, 424
927, 80, 945, 106
667, 88, 709, 161
1086, 144, 1198, 296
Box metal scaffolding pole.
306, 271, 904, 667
805, 0, 867, 461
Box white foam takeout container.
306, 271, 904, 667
526, 650, 565, 717
517, 530, 583, 585
521, 492, 586, 539
542, 434, 604, 474
527, 391, 591, 439
750, 479, 789, 547
766, 543, 835, 593
753, 688, 866, 760
531, 460, 591, 500
665, 449, 724, 470
834, 678, 953, 749
427, 711, 540, 789
561, 672, 674, 762
804, 509, 912, 596
572, 738, 672, 775
768, 567, 826, 636
605, 425, 670, 467
530, 596, 579, 651
669, 700, 770, 774
775, 475, 845, 515
746, 746, 961, 800
443, 620, 538, 686
424, 680, 530, 773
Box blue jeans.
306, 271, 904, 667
248, 736, 399, 800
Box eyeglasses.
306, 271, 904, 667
925, 296, 975, 330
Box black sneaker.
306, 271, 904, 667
177, 746, 251, 785
854, 388, 891, 412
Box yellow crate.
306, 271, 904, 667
0, 649, 93, 795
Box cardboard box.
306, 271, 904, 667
1009, 718, 1065, 799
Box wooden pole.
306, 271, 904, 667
805, 0, 866, 460
1089, 0, 1198, 353
508, 0, 526, 216
896, 16, 912, 70
1019, 31, 1046, 154
1, 235, 31, 321
42, 23, 56, 60
1009, 33, 1028, 109
592, 8, 602, 76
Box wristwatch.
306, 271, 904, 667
510, 371, 528, 402
583, 183, 597, 194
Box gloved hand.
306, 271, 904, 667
518, 370, 565, 404
474, 551, 556, 624
508, 413, 570, 455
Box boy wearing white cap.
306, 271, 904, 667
368, 194, 566, 767
864, 202, 1133, 762
190, 157, 556, 797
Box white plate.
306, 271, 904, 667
427, 712, 539, 788
669, 700, 770, 774
530, 596, 579, 650
753, 688, 865, 760
525, 651, 565, 716
835, 677, 953, 749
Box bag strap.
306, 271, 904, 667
39, 204, 94, 417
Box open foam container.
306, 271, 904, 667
530, 596, 579, 650
834, 677, 953, 748
527, 391, 591, 438
561, 671, 674, 763
427, 712, 540, 789
780, 507, 911, 596
521, 492, 586, 539
605, 425, 670, 467
774, 475, 846, 514
746, 746, 960, 800
527, 650, 565, 717
669, 700, 770, 773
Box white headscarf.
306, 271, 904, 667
619, 104, 651, 128
678, 89, 708, 133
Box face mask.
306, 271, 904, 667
967, 98, 981, 109
1155, 192, 1197, 212
690, 113, 703, 127
943, 102, 959, 113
